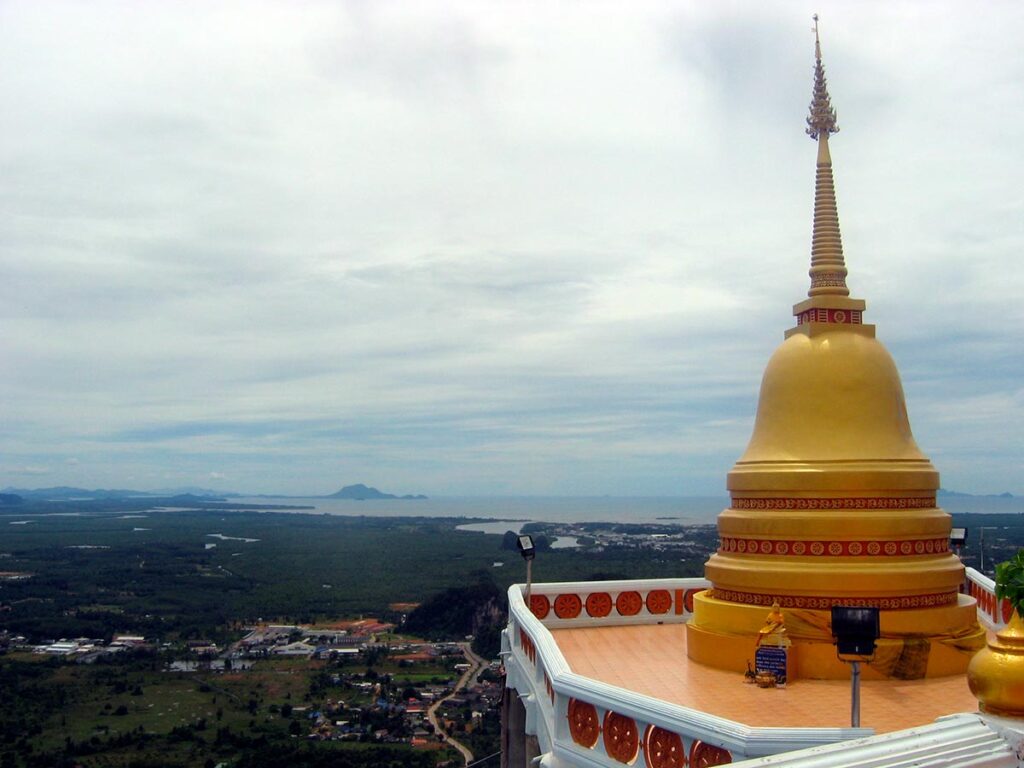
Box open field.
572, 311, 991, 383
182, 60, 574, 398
0, 648, 461, 767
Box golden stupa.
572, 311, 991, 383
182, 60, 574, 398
686, 25, 986, 680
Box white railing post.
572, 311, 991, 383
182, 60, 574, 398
965, 566, 1009, 630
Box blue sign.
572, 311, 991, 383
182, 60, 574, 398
755, 645, 788, 686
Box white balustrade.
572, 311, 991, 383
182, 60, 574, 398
964, 567, 1013, 630
503, 579, 870, 767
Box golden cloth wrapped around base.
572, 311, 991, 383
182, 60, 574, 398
686, 590, 986, 680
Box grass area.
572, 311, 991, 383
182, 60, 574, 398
1, 649, 450, 767
386, 671, 455, 685
28, 663, 294, 753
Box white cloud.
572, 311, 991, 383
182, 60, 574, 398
0, 1, 1021, 495
8, 466, 50, 476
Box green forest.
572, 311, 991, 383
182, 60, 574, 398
0, 500, 714, 642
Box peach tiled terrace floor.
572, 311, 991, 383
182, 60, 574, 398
550, 624, 980, 733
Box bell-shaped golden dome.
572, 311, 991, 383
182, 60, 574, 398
731, 326, 938, 492
742, 330, 923, 464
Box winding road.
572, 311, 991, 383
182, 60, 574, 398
426, 642, 488, 765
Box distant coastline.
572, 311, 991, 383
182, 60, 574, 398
1, 491, 1020, 530
2, 485, 1014, 503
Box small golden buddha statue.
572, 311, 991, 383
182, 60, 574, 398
756, 601, 788, 647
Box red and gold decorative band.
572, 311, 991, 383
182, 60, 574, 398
712, 588, 958, 610
719, 537, 949, 557
797, 306, 859, 324
731, 496, 936, 510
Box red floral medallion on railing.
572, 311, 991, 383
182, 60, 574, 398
555, 593, 583, 619
528, 593, 552, 622
683, 589, 700, 613
586, 592, 613, 618
528, 584, 703, 625
567, 698, 600, 748
603, 710, 639, 764
530, 593, 551, 619
616, 590, 643, 616
646, 589, 672, 615
644, 725, 686, 768
690, 740, 731, 767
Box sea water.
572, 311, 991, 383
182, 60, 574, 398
233, 494, 1021, 527
235, 495, 726, 525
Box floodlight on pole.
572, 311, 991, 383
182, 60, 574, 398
517, 535, 536, 608
831, 606, 880, 728
979, 527, 997, 574
950, 527, 967, 558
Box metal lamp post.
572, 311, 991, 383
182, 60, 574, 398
516, 535, 536, 608
978, 527, 998, 574
831, 606, 880, 727
950, 528, 969, 593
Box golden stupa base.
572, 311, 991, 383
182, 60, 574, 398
686, 590, 985, 681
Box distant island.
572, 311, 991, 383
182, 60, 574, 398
938, 488, 1014, 499
325, 483, 427, 500
0, 484, 430, 503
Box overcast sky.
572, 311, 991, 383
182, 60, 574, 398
1, 1, 1021, 497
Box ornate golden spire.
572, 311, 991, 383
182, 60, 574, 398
805, 15, 848, 298
806, 15, 838, 140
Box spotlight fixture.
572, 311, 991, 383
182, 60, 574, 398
831, 606, 880, 727
516, 535, 536, 561
950, 527, 967, 551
